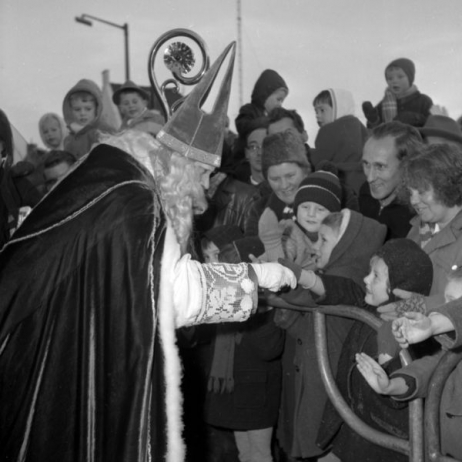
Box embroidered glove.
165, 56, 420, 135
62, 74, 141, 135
258, 207, 286, 262
251, 262, 297, 292
362, 101, 379, 124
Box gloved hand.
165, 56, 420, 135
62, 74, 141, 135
362, 101, 379, 124
258, 207, 286, 262
278, 258, 316, 289
251, 262, 297, 292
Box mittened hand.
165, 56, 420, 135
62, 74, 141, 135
362, 101, 379, 123
278, 258, 303, 281
251, 262, 297, 292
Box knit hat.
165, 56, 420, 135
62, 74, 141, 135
204, 224, 243, 251
261, 130, 310, 179
385, 58, 415, 85
293, 170, 342, 213
374, 238, 433, 303
419, 115, 462, 145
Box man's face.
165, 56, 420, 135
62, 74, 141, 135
44, 162, 73, 192
245, 128, 266, 173
362, 136, 401, 204
268, 117, 308, 143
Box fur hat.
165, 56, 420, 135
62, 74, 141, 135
374, 238, 433, 303
385, 58, 415, 85
293, 170, 342, 213
419, 115, 462, 145
261, 130, 310, 179
112, 80, 150, 105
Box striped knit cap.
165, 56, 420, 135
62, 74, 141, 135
293, 170, 341, 213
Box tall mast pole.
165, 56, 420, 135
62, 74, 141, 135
237, 0, 243, 107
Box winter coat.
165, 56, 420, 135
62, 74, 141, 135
235, 69, 287, 139
407, 208, 462, 308
359, 181, 415, 240
275, 210, 387, 458
203, 309, 284, 430
63, 79, 115, 159
370, 90, 433, 128
121, 108, 165, 137
312, 89, 368, 194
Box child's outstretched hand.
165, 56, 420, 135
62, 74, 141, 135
392, 312, 432, 348
355, 353, 391, 394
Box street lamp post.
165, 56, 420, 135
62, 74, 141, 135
75, 14, 130, 81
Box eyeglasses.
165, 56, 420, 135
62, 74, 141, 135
246, 144, 262, 154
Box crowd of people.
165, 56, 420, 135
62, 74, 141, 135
2, 50, 462, 462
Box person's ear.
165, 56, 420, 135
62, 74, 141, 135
301, 130, 309, 143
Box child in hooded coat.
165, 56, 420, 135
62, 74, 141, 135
275, 209, 387, 459
312, 88, 368, 194
63, 79, 115, 159
38, 113, 69, 151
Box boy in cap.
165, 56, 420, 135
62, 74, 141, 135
113, 80, 165, 137
362, 58, 433, 128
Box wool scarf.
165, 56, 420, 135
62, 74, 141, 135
381, 84, 419, 123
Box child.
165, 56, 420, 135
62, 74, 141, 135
357, 267, 462, 460
62, 79, 115, 159
362, 58, 433, 128
234, 69, 288, 162
282, 168, 342, 268
275, 208, 387, 460
39, 113, 69, 150
112, 80, 165, 137
316, 238, 433, 462
202, 233, 284, 462
311, 88, 368, 194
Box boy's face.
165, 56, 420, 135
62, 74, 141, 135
444, 279, 462, 303
364, 256, 390, 307
42, 118, 62, 148
202, 241, 220, 263
119, 91, 148, 119
314, 103, 334, 127
71, 98, 96, 126
314, 224, 339, 269
297, 201, 330, 233
245, 128, 266, 173
264, 88, 287, 113
385, 66, 411, 97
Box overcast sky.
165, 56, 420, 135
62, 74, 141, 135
2, 0, 462, 150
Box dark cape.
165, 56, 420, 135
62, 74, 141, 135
0, 145, 170, 461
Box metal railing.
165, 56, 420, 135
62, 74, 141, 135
268, 298, 425, 461
269, 298, 462, 462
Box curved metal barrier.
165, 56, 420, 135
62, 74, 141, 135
267, 297, 424, 462
425, 350, 462, 462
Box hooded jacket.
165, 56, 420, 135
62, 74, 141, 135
38, 112, 69, 150
276, 210, 387, 458
312, 89, 368, 194
235, 70, 288, 139
63, 79, 115, 159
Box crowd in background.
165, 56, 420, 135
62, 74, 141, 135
2, 55, 462, 462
